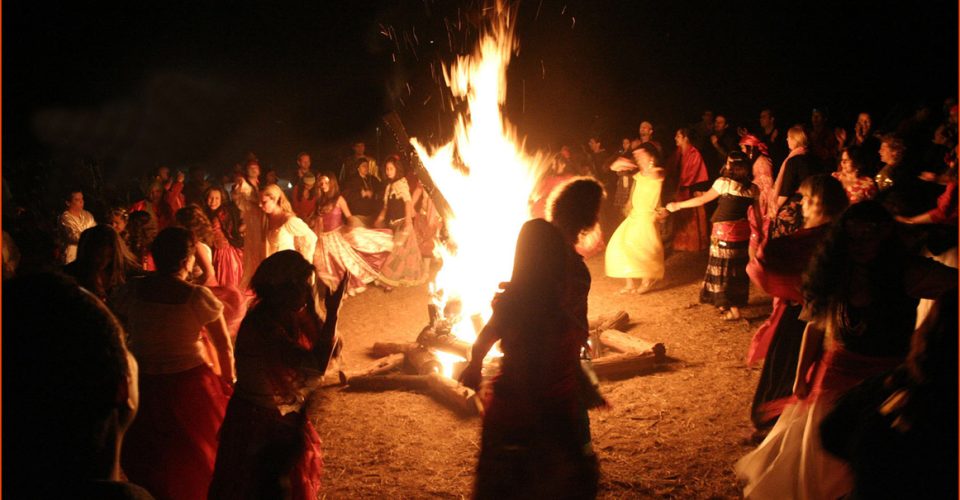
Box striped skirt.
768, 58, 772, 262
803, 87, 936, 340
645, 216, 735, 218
699, 220, 751, 308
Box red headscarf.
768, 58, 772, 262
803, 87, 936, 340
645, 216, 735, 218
739, 134, 769, 157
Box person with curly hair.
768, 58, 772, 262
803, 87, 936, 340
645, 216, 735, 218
736, 201, 956, 499
460, 178, 605, 499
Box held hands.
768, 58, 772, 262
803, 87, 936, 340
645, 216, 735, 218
665, 202, 679, 213
609, 157, 637, 172
459, 360, 483, 391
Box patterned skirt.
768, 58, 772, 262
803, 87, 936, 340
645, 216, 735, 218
699, 220, 751, 308
379, 220, 426, 286
314, 226, 393, 296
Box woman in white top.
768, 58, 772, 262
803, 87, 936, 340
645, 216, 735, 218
58, 189, 97, 264
114, 226, 235, 500
260, 184, 317, 265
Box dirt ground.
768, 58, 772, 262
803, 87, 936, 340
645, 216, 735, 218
309, 249, 770, 499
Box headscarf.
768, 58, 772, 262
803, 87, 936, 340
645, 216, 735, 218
739, 134, 769, 157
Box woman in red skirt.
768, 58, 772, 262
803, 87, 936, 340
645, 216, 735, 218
210, 250, 347, 500
114, 227, 236, 500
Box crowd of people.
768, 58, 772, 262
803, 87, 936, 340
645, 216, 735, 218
4, 98, 958, 498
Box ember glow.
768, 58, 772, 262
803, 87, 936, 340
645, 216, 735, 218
411, 4, 550, 377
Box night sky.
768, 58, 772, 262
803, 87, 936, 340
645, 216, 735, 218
5, 0, 958, 184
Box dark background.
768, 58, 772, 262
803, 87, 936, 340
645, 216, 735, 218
4, 0, 957, 200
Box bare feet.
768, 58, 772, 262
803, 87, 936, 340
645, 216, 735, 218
722, 308, 742, 321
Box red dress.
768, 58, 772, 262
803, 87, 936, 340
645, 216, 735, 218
116, 278, 231, 500
671, 146, 709, 251
209, 308, 326, 500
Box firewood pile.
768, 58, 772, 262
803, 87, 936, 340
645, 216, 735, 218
330, 310, 666, 416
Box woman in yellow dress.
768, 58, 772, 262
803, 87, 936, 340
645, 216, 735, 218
605, 143, 666, 294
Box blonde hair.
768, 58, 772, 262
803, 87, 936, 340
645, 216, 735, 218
787, 125, 808, 148
262, 184, 294, 216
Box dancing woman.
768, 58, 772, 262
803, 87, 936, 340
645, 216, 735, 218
667, 152, 760, 320
260, 184, 317, 265
832, 146, 878, 204
312, 174, 393, 296
605, 143, 666, 294
375, 158, 425, 286
670, 128, 710, 251
115, 227, 235, 500
736, 201, 957, 499
461, 178, 605, 499
210, 251, 347, 500
745, 175, 848, 430
203, 186, 245, 288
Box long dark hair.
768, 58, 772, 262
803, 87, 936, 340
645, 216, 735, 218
241, 250, 323, 404
802, 201, 905, 324
67, 225, 138, 298
202, 186, 243, 248
722, 151, 753, 185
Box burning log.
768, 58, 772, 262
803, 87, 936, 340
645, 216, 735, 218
416, 326, 472, 360
404, 347, 443, 375
426, 372, 482, 416
591, 351, 664, 380
344, 374, 431, 392
370, 341, 420, 357
599, 330, 666, 359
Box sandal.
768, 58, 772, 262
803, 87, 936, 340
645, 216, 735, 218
722, 310, 742, 321
635, 279, 658, 294
617, 287, 638, 295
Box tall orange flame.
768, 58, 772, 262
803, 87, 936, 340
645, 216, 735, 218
411, 4, 551, 375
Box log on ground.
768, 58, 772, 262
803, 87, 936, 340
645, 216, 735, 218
592, 350, 664, 380
426, 373, 481, 416
344, 374, 432, 392
599, 329, 666, 360
343, 353, 405, 381
370, 341, 420, 357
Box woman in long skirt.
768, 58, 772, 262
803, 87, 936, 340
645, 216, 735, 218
210, 251, 348, 500
114, 227, 235, 500
312, 174, 394, 296
605, 143, 666, 294
667, 152, 760, 320
375, 157, 425, 286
